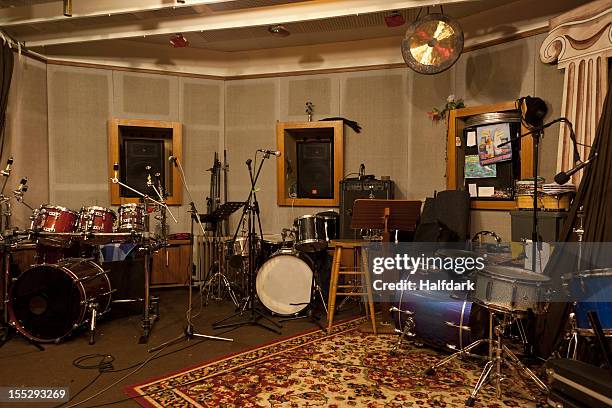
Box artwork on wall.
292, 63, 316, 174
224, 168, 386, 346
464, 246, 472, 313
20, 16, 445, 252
477, 123, 512, 165
465, 154, 496, 179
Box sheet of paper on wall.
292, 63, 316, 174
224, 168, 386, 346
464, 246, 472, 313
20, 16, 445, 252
477, 122, 513, 165
478, 186, 495, 197
468, 183, 478, 197
466, 131, 477, 147
464, 155, 496, 178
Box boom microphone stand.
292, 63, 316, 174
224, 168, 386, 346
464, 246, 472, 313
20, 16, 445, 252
212, 152, 282, 334
149, 156, 232, 353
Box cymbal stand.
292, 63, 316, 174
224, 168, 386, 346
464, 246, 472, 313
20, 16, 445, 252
148, 156, 232, 353
464, 309, 548, 406
212, 154, 282, 334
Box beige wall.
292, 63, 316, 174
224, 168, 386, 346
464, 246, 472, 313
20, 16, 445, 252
4, 56, 48, 228
45, 66, 224, 233
5, 32, 565, 242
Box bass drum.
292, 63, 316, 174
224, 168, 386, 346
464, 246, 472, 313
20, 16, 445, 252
256, 249, 313, 316
8, 259, 111, 343
394, 285, 476, 351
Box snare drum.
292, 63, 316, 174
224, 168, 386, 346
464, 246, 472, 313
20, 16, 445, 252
294, 215, 327, 252
78, 206, 116, 233
118, 204, 146, 232
30, 205, 79, 247
8, 258, 111, 343
564, 269, 612, 336
472, 266, 550, 314
256, 249, 313, 316
261, 234, 293, 260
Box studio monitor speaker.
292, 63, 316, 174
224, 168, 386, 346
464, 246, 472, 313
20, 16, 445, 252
297, 141, 333, 199
120, 138, 165, 198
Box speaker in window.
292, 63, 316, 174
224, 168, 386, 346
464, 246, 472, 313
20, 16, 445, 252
297, 141, 333, 199
120, 138, 165, 198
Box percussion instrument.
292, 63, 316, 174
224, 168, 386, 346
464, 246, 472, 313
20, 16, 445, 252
542, 194, 572, 211
294, 215, 327, 252
117, 204, 146, 232
472, 265, 550, 314
30, 205, 78, 247
394, 287, 474, 351
255, 249, 313, 316
260, 234, 293, 260
316, 211, 340, 242
77, 206, 116, 233
226, 236, 255, 258
8, 258, 112, 343
564, 269, 612, 336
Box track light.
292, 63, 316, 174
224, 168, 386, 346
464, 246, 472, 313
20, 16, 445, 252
63, 0, 72, 17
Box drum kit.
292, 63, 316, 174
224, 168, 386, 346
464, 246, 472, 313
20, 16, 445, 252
392, 235, 551, 406
1, 159, 176, 347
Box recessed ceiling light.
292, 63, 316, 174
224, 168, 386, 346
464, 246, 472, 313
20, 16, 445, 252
268, 25, 290, 37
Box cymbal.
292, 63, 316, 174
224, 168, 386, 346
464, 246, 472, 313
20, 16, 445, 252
401, 13, 464, 74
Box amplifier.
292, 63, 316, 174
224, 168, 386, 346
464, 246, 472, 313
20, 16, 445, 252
339, 179, 394, 239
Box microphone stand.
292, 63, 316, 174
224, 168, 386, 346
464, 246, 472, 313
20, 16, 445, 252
212, 152, 282, 334
498, 117, 573, 272
148, 156, 232, 353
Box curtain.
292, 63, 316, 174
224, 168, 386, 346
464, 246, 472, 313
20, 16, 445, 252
0, 41, 14, 158
535, 76, 612, 357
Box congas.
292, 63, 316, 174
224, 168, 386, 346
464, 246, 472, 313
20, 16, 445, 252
8, 259, 112, 343
117, 204, 146, 232
30, 205, 78, 247
564, 269, 612, 336
256, 249, 313, 316
77, 206, 116, 233
294, 215, 327, 252
472, 266, 550, 314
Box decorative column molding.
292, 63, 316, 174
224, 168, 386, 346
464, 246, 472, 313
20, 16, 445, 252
539, 0, 612, 185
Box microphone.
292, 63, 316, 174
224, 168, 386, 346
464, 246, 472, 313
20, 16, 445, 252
14, 177, 28, 195
1, 157, 13, 177
257, 149, 281, 157
112, 162, 119, 183
146, 165, 153, 187
554, 152, 598, 185
168, 155, 178, 166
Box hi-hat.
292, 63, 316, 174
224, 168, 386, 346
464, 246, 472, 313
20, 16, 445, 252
401, 13, 464, 75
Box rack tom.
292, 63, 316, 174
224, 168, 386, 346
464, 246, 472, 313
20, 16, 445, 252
118, 204, 146, 232
78, 206, 116, 233
294, 215, 327, 252
30, 205, 78, 247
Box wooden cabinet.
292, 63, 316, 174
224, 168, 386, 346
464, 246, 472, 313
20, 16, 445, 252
151, 239, 191, 286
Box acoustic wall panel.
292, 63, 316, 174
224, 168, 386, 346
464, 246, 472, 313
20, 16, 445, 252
455, 36, 536, 107
48, 65, 112, 209
178, 78, 224, 232
4, 57, 49, 228
113, 71, 179, 120
340, 70, 408, 198
405, 68, 452, 200
285, 77, 335, 119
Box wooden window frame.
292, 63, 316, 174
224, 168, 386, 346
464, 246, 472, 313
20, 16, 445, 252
276, 120, 344, 207
446, 101, 533, 211
108, 118, 183, 206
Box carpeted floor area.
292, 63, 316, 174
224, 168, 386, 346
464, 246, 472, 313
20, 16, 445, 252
127, 317, 545, 408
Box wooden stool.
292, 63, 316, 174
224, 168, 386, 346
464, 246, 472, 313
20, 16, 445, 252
327, 240, 376, 334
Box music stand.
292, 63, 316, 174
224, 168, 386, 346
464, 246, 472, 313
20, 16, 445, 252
350, 199, 421, 330
351, 199, 421, 241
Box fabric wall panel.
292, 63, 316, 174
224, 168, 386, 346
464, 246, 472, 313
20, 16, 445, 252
4, 57, 49, 228
113, 71, 179, 120
48, 65, 112, 210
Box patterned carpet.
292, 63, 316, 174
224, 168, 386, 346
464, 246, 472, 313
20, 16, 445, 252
126, 318, 545, 407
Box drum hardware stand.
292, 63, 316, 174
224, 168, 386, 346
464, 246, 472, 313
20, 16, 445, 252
148, 156, 233, 353
462, 309, 548, 407
389, 307, 416, 354
212, 154, 282, 334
